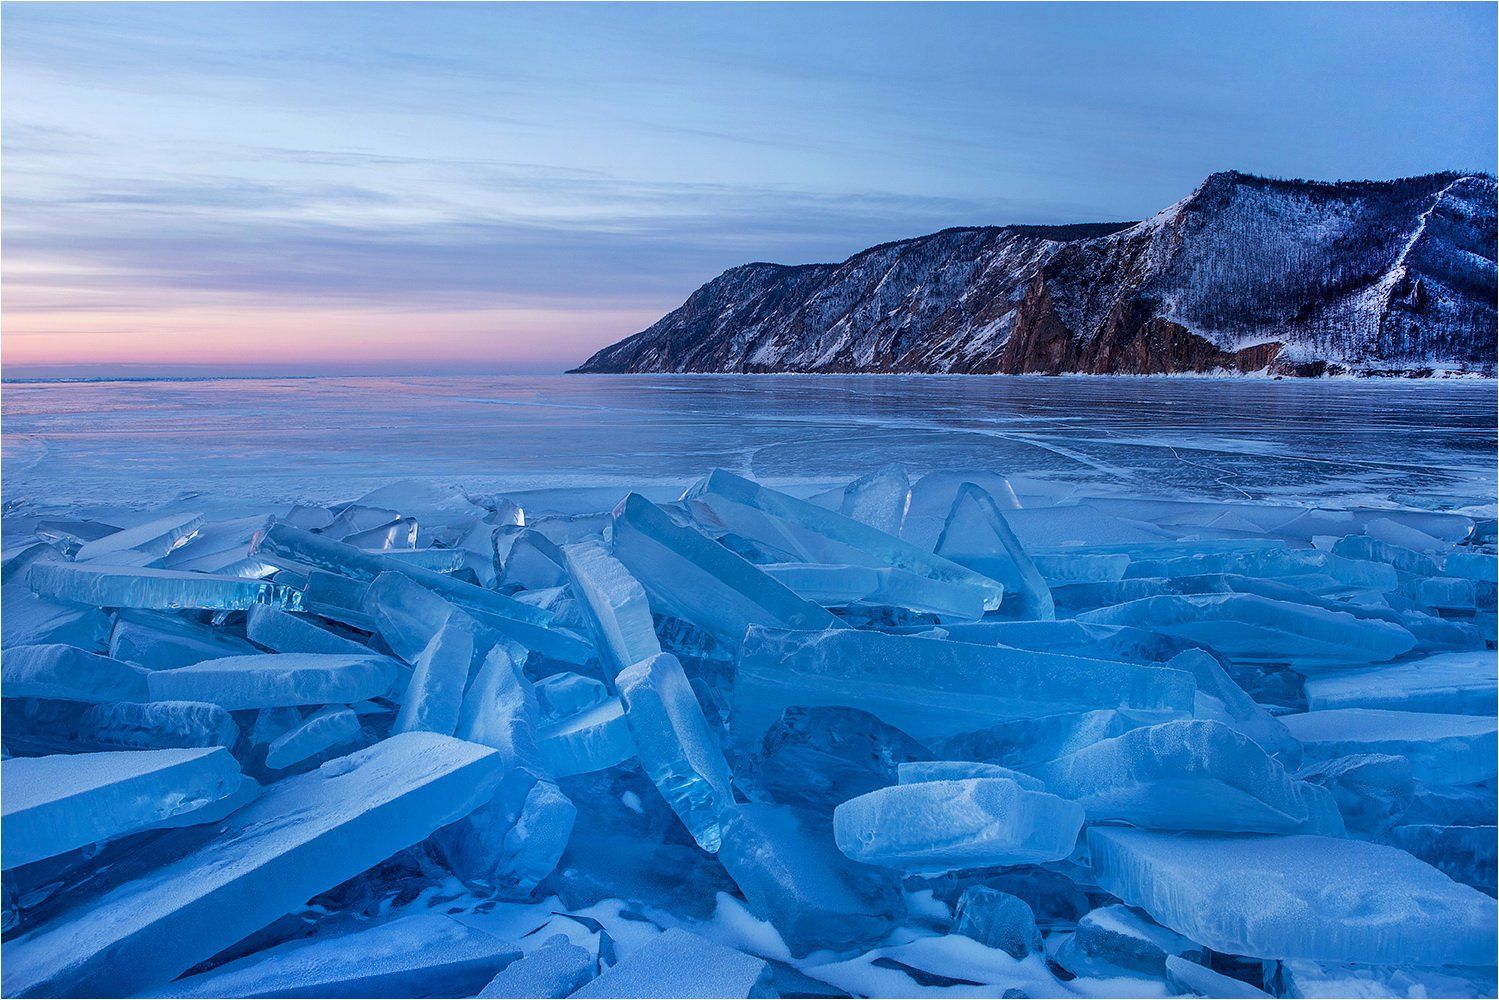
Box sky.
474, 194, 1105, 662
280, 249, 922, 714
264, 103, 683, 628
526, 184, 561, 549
3, 2, 1495, 377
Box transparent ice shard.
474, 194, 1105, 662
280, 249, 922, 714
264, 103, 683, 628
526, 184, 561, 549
110, 609, 258, 669
732, 627, 1194, 749
902, 470, 1022, 551
934, 483, 1053, 619
1165, 955, 1272, 999
1, 732, 505, 998
301, 571, 375, 630
323, 504, 401, 540
1303, 649, 1498, 715
1282, 708, 1498, 785
156, 913, 519, 999
536, 697, 636, 776
951, 886, 1044, 959
1167, 648, 1301, 764
74, 512, 204, 563
1078, 594, 1416, 666
498, 529, 568, 592
146, 653, 399, 710
838, 465, 911, 537
364, 570, 467, 662
457, 644, 540, 767
2, 747, 242, 869
263, 706, 361, 770
686, 470, 1006, 611
1444, 551, 1499, 584
617, 652, 735, 851
760, 562, 987, 621
1087, 827, 1498, 965
435, 770, 575, 898
535, 671, 609, 722
931, 709, 1152, 769
3, 644, 149, 703
1034, 720, 1343, 834
753, 705, 930, 813
368, 547, 467, 573
562, 541, 662, 677
1332, 534, 1443, 577
571, 928, 769, 999
897, 760, 1044, 791
245, 604, 369, 655
1054, 903, 1205, 980
29, 562, 303, 612
393, 619, 474, 736
343, 515, 418, 550
478, 937, 595, 999
833, 778, 1083, 872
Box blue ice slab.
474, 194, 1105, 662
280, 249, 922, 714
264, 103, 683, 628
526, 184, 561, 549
1281, 708, 1499, 785
3, 577, 112, 651
29, 562, 303, 612
561, 540, 662, 677
74, 513, 203, 563
1303, 650, 1498, 715
3, 644, 148, 703
837, 465, 911, 537
951, 886, 1044, 958
571, 928, 769, 999
932, 708, 1154, 769
498, 529, 568, 592
245, 604, 370, 655
897, 760, 1045, 791
155, 913, 519, 999
610, 493, 839, 644
457, 644, 540, 768
1168, 649, 1301, 764
478, 938, 595, 998
300, 571, 375, 630
1384, 823, 1497, 895
732, 627, 1194, 749
1445, 551, 1499, 583
435, 773, 575, 898
1078, 594, 1416, 665
111, 610, 259, 669
343, 516, 417, 550
263, 707, 361, 770
535, 697, 636, 776
366, 546, 466, 573
901, 470, 1021, 551
760, 562, 988, 621
834, 778, 1083, 872
1332, 534, 1443, 577
934, 482, 1054, 619
716, 802, 905, 956
2, 732, 506, 998
1032, 551, 1130, 584
1165, 955, 1272, 999
146, 653, 399, 710
393, 619, 473, 736
1054, 903, 1205, 979
753, 705, 931, 813
617, 652, 735, 851
1088, 827, 1498, 965
535, 671, 609, 722
686, 470, 1006, 611
364, 570, 475, 662
2, 747, 242, 869
1034, 721, 1343, 834
74, 700, 239, 751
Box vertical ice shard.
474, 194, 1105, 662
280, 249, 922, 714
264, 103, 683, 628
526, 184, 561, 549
839, 465, 911, 537
934, 482, 1054, 619
1281, 708, 1498, 784
571, 928, 769, 999
610, 493, 839, 643
562, 541, 662, 677
343, 516, 418, 550
146, 653, 399, 709
393, 619, 474, 736
1, 733, 506, 998
245, 604, 370, 655
686, 470, 1006, 611
110, 609, 259, 669
436, 775, 576, 898
29, 562, 303, 612
2, 747, 243, 869
263, 706, 361, 769
951, 886, 1044, 959
2, 644, 149, 703
498, 529, 569, 592
1087, 827, 1498, 965
833, 778, 1084, 871
456, 644, 540, 766
617, 652, 735, 851
74, 513, 204, 563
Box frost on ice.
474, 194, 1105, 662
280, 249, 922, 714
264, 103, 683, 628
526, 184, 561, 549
0, 469, 1495, 998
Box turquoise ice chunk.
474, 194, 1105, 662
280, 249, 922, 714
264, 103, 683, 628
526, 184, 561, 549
561, 540, 662, 677
1281, 708, 1498, 785
29, 562, 302, 612
146, 653, 398, 710
245, 604, 369, 655
571, 928, 769, 999
1088, 827, 1498, 966
934, 482, 1053, 618
3, 644, 149, 703
263, 707, 361, 770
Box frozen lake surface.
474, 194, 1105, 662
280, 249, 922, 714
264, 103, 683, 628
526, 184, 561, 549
3, 374, 1494, 514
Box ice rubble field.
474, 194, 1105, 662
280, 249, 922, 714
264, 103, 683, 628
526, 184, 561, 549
1, 468, 1497, 1000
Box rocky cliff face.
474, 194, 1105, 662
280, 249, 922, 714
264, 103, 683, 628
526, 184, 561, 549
572, 172, 1497, 376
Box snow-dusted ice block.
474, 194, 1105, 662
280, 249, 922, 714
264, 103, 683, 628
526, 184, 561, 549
3, 644, 148, 702
562, 541, 662, 677
2, 747, 242, 869
686, 470, 1006, 611
610, 493, 839, 643
111, 609, 259, 669
935, 483, 1053, 619
1282, 708, 1498, 785
571, 928, 768, 999
1054, 903, 1204, 979
264, 707, 361, 769
2, 732, 506, 998
617, 652, 735, 851
29, 562, 303, 612
761, 562, 987, 620
146, 653, 398, 710
1078, 594, 1416, 665
1088, 827, 1498, 965
245, 604, 369, 655
1303, 650, 1498, 715
833, 778, 1083, 872
393, 619, 473, 736
74, 512, 203, 563
478, 939, 594, 998
732, 627, 1194, 748
897, 759, 1045, 791
536, 696, 637, 776
155, 912, 520, 998
1033, 721, 1342, 834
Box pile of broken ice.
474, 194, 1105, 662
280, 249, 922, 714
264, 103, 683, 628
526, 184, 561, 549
2, 468, 1495, 998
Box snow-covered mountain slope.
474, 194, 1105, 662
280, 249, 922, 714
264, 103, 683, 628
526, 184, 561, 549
572, 172, 1497, 376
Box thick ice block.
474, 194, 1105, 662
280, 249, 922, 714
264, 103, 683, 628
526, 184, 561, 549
610, 493, 839, 644
1168, 649, 1301, 763
1282, 708, 1498, 785
897, 760, 1044, 791
932, 709, 1150, 769
156, 913, 520, 999
716, 802, 905, 955
686, 470, 1005, 611
370, 546, 466, 572
732, 627, 1194, 748
754, 705, 931, 812
951, 886, 1044, 959
760, 562, 987, 621
562, 541, 662, 677
2, 747, 242, 869
147, 653, 398, 710
536, 671, 609, 722
2, 732, 506, 998
1445, 551, 1499, 583
3, 581, 112, 651
536, 697, 636, 776
1054, 903, 1204, 979
29, 562, 302, 612
1078, 594, 1416, 665
74, 512, 203, 563
617, 652, 735, 851
245, 604, 370, 655
934, 483, 1053, 618
301, 571, 375, 629
902, 470, 1021, 550
1332, 534, 1443, 577
1303, 650, 1498, 715
477, 937, 595, 999
75, 700, 239, 750
833, 778, 1083, 871
1034, 721, 1341, 834
393, 619, 473, 736
3, 644, 148, 703
571, 928, 769, 999
264, 707, 361, 769
1088, 827, 1498, 965
110, 609, 259, 669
